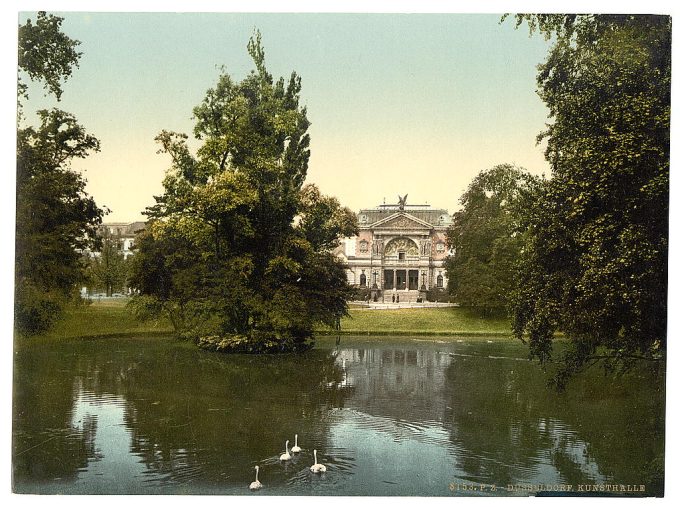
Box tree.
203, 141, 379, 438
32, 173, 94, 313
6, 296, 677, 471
87, 229, 128, 297
506, 15, 670, 388
15, 12, 104, 334
17, 11, 81, 106
129, 32, 358, 352
444, 164, 539, 315
127, 224, 208, 334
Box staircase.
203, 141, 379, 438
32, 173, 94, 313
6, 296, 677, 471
384, 290, 423, 303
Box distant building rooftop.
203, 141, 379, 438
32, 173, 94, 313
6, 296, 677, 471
357, 203, 452, 227
101, 221, 146, 236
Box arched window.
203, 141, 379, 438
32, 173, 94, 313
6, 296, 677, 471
360, 273, 367, 287
436, 274, 444, 288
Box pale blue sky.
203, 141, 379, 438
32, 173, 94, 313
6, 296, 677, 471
19, 12, 553, 221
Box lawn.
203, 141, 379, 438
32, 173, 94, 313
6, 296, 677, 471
332, 306, 512, 336
32, 298, 173, 341
19, 299, 512, 343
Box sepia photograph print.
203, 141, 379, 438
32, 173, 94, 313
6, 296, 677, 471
9, 1, 671, 498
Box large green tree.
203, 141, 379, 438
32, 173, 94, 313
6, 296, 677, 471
16, 12, 104, 334
129, 32, 357, 352
506, 15, 670, 388
445, 164, 539, 315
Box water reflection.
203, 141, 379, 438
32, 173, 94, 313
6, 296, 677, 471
13, 336, 664, 495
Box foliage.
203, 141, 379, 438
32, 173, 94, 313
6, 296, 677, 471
352, 287, 372, 301
506, 15, 670, 388
17, 11, 82, 104
86, 229, 128, 296
425, 288, 452, 303
130, 32, 358, 351
297, 184, 357, 251
16, 107, 103, 334
15, 12, 103, 335
444, 164, 539, 315
126, 225, 209, 335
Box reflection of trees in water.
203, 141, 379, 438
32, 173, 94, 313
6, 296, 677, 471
14, 338, 349, 490
119, 344, 350, 486
13, 351, 96, 488
13, 338, 664, 494
443, 357, 554, 485
442, 353, 665, 493
555, 362, 666, 494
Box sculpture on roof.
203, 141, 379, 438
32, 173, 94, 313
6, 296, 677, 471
397, 194, 408, 210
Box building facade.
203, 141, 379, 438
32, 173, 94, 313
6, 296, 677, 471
336, 197, 452, 302
98, 221, 146, 259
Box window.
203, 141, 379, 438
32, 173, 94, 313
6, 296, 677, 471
359, 214, 368, 223
359, 273, 367, 287
398, 251, 405, 260
359, 240, 369, 253
436, 242, 445, 253
436, 274, 444, 288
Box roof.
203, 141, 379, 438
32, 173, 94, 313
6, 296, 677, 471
101, 221, 147, 236
357, 204, 452, 227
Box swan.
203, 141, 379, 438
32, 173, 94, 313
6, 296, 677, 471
280, 440, 292, 461
291, 434, 301, 453
249, 465, 262, 490
310, 449, 327, 473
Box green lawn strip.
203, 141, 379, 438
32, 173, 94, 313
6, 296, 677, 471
318, 307, 512, 336
22, 299, 173, 343
21, 301, 519, 346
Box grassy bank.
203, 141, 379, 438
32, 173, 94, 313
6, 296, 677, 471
26, 299, 173, 341
19, 299, 512, 343
327, 307, 511, 336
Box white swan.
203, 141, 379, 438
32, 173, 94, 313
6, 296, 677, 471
249, 465, 262, 490
291, 434, 301, 453
280, 440, 292, 461
310, 449, 327, 473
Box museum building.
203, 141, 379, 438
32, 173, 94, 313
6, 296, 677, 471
336, 196, 452, 302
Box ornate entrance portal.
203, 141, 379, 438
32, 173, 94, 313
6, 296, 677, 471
384, 237, 419, 257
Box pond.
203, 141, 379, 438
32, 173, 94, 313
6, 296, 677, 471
12, 335, 665, 496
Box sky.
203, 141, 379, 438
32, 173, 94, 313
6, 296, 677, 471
17, 11, 554, 222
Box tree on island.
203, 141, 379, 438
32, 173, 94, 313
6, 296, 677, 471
128, 32, 358, 352
505, 15, 670, 388
444, 164, 540, 316
16, 12, 104, 334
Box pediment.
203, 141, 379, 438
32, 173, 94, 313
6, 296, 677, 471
370, 212, 432, 230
